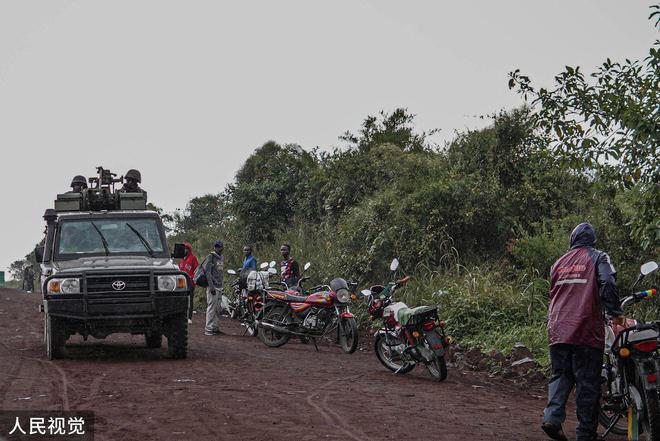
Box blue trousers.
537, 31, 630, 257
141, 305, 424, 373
543, 343, 603, 441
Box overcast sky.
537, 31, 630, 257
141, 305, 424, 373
0, 1, 657, 276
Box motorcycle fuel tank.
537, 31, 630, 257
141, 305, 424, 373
304, 292, 333, 307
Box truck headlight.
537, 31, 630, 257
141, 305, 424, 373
48, 278, 80, 294
157, 275, 187, 291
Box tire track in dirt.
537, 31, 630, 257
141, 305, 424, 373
27, 358, 70, 411
0, 357, 24, 406
305, 375, 372, 441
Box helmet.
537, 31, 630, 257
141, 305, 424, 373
70, 175, 87, 188
125, 169, 142, 183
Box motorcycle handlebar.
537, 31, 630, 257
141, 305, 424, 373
634, 288, 656, 300
396, 275, 411, 286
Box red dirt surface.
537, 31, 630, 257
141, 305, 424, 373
0, 288, 625, 441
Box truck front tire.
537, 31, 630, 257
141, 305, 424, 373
46, 314, 66, 360
145, 332, 163, 348
166, 314, 188, 359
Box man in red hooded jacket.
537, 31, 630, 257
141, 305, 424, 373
542, 223, 624, 441
178, 243, 199, 324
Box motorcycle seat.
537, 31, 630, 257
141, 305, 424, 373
397, 306, 437, 326
628, 328, 659, 343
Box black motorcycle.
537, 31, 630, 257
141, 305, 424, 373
598, 260, 659, 441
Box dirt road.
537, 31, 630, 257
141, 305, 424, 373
0, 288, 624, 440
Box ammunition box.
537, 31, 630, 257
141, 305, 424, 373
54, 193, 82, 212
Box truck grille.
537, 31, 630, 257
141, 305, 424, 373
86, 274, 151, 294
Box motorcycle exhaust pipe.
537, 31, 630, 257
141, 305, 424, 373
255, 321, 290, 335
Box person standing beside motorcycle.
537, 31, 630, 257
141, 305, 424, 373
542, 223, 625, 441
242, 245, 257, 271
280, 244, 300, 289
203, 240, 225, 336
178, 243, 199, 324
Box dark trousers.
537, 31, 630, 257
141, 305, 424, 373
543, 343, 603, 441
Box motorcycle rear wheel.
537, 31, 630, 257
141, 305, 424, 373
641, 385, 660, 441
598, 381, 627, 436
426, 355, 448, 381
258, 304, 290, 348
374, 333, 415, 374
339, 317, 359, 354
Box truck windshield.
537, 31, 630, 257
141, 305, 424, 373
56, 218, 165, 257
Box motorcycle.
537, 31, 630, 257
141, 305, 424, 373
226, 261, 277, 336
256, 263, 359, 354
360, 258, 450, 381
598, 260, 659, 441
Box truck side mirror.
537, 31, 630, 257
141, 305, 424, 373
34, 246, 44, 263
171, 243, 186, 259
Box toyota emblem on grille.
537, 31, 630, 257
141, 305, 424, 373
112, 280, 126, 291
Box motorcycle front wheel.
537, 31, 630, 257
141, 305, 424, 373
374, 333, 415, 374
258, 304, 290, 348
338, 317, 359, 354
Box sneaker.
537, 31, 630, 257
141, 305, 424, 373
204, 329, 221, 336
187, 319, 193, 324
541, 422, 568, 441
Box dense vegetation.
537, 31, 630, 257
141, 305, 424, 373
168, 101, 656, 365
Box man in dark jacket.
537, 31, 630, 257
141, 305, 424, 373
542, 223, 624, 441
203, 240, 225, 335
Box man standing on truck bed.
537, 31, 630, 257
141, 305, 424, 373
204, 240, 225, 336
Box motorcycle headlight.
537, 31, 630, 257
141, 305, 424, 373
48, 278, 80, 294
336, 288, 351, 303
158, 275, 187, 292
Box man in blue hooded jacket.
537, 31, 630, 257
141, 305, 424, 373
542, 223, 625, 441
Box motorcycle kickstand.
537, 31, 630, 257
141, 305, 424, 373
311, 338, 319, 352
601, 413, 622, 439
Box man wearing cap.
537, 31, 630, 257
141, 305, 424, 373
541, 223, 624, 441
203, 240, 225, 336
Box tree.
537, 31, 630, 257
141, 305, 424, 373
8, 259, 27, 280
508, 5, 659, 248
340, 108, 438, 153
228, 141, 319, 242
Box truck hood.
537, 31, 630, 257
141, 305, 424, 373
52, 256, 178, 273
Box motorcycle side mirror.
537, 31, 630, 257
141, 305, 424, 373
34, 246, 45, 263
361, 289, 372, 297
171, 243, 186, 259
632, 261, 659, 289
260, 262, 269, 270
269, 260, 276, 268
268, 267, 277, 275
640, 261, 658, 276
303, 262, 311, 271
227, 269, 237, 275
390, 258, 399, 272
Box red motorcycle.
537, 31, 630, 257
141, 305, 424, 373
256, 264, 359, 354
361, 258, 450, 381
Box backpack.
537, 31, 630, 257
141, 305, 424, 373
193, 256, 209, 288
